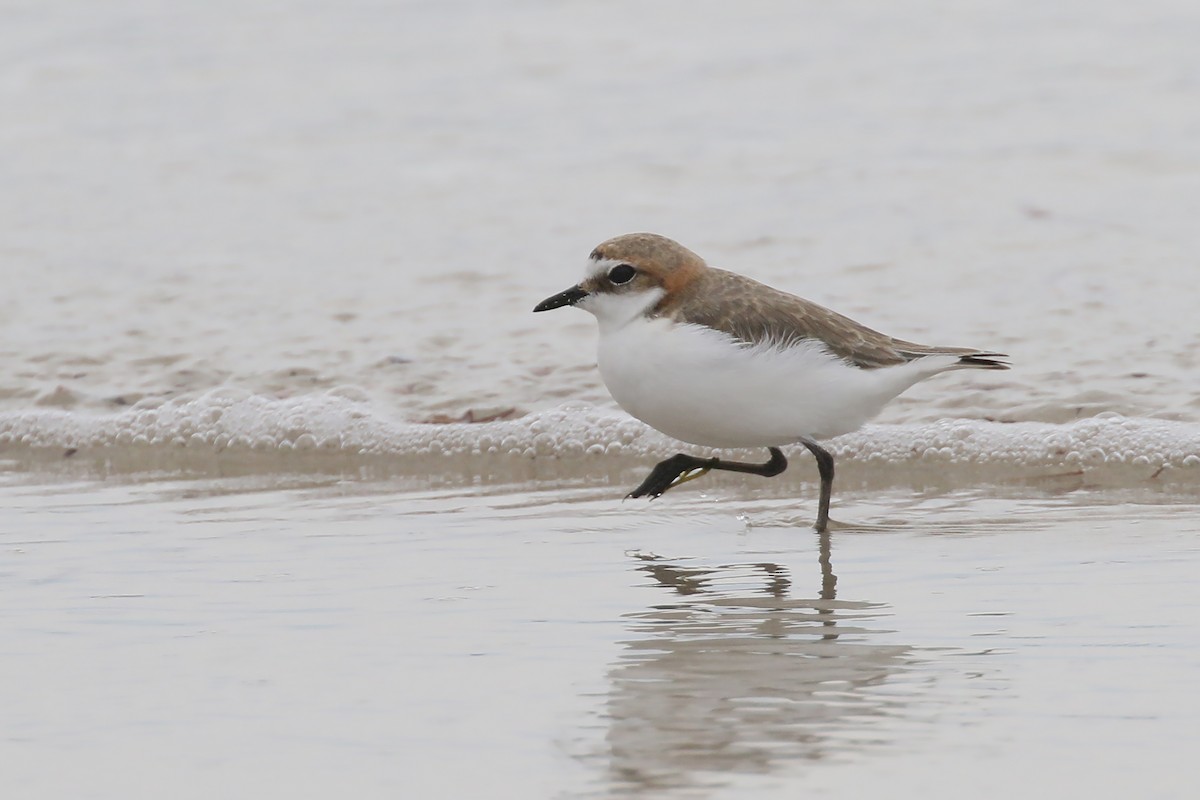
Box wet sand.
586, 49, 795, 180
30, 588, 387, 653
4, 469, 1197, 798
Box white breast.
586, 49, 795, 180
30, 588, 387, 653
595, 315, 948, 448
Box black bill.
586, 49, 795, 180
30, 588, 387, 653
533, 285, 588, 312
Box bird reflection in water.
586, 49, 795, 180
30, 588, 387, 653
603, 532, 918, 795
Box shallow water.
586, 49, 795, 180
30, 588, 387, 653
3, 0, 1200, 797
3, 473, 1198, 798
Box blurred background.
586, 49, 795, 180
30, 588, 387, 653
3, 0, 1198, 435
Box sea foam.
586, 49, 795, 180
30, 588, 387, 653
1, 389, 1198, 485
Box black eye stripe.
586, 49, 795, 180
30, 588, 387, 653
608, 264, 636, 284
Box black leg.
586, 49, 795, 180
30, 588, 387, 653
627, 447, 788, 499
799, 437, 835, 533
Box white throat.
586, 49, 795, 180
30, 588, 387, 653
578, 287, 665, 333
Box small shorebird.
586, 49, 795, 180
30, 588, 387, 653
534, 233, 1008, 532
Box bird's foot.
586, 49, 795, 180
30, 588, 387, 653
627, 456, 714, 499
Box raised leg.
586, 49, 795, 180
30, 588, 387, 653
799, 437, 835, 533
627, 447, 788, 499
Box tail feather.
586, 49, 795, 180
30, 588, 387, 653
953, 352, 1010, 370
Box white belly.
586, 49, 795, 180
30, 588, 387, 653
596, 317, 938, 448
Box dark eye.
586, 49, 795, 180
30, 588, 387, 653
608, 264, 636, 284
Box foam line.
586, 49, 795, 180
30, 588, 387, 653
1, 390, 1198, 483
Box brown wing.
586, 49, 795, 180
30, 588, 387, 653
656, 268, 1005, 370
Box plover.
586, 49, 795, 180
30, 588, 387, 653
534, 233, 1008, 532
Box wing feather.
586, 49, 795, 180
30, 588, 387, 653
654, 268, 1008, 370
